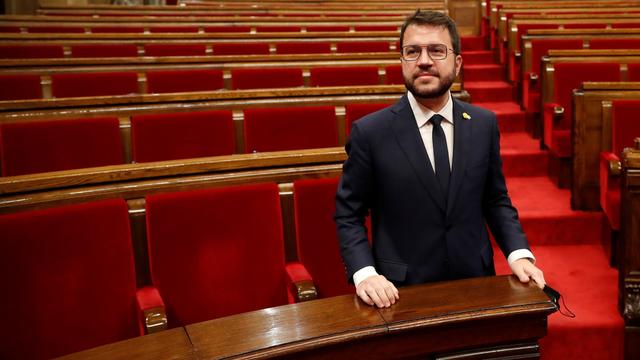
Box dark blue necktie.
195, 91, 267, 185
430, 114, 450, 196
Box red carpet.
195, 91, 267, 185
462, 35, 623, 359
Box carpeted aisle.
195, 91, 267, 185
461, 35, 624, 359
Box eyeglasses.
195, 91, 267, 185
401, 44, 454, 61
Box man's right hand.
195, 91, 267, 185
356, 275, 399, 308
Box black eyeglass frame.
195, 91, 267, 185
400, 44, 456, 61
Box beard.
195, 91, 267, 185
404, 66, 456, 100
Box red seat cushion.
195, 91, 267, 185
28, 26, 84, 33
310, 66, 380, 87
149, 26, 198, 33
51, 71, 139, 98
0, 45, 64, 59
91, 26, 144, 33
203, 26, 251, 33
244, 106, 338, 152
131, 110, 235, 162
231, 68, 304, 90
294, 177, 354, 297
354, 25, 398, 31
384, 64, 404, 85
0, 199, 139, 359
0, 74, 42, 100
71, 44, 138, 58
145, 183, 287, 326
628, 63, 640, 81
275, 41, 331, 54
588, 38, 640, 50
345, 103, 390, 136
143, 44, 207, 57
146, 69, 224, 93
307, 25, 350, 32
0, 117, 124, 176
256, 26, 301, 32
212, 42, 270, 55
336, 41, 390, 53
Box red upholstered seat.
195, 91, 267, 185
256, 26, 301, 32
27, 26, 84, 33
345, 103, 390, 136
146, 69, 224, 93
506, 23, 557, 79
91, 26, 144, 33
149, 26, 198, 33
629, 63, 640, 81
336, 41, 390, 53
588, 38, 640, 50
0, 45, 64, 59
0, 74, 42, 100
143, 44, 207, 56
307, 25, 350, 32
71, 44, 138, 58
310, 66, 380, 87
275, 41, 331, 54
131, 110, 235, 162
231, 68, 304, 90
294, 177, 355, 297
145, 183, 292, 326
522, 38, 583, 114
0, 117, 124, 176
543, 62, 620, 157
354, 25, 397, 31
0, 26, 20, 33
203, 25, 251, 33
384, 64, 404, 85
212, 42, 270, 55
244, 106, 338, 152
600, 100, 640, 230
51, 71, 139, 98
0, 199, 143, 359
611, 22, 640, 28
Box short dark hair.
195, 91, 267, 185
399, 10, 461, 55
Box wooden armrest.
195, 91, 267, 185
285, 262, 317, 302
136, 286, 168, 334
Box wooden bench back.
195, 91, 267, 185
571, 82, 640, 211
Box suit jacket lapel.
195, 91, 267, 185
447, 98, 471, 216
389, 95, 447, 212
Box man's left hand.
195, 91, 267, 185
509, 258, 545, 289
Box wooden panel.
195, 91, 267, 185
57, 327, 195, 360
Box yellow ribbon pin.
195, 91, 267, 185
462, 112, 471, 120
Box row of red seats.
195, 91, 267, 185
0, 103, 388, 176
0, 178, 348, 359
0, 41, 395, 58
0, 65, 403, 101
0, 24, 398, 34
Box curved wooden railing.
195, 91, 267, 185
58, 275, 556, 360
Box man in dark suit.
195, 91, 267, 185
335, 10, 545, 308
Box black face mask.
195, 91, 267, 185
543, 284, 575, 318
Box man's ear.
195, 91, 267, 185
455, 54, 463, 77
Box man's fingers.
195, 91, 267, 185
368, 288, 386, 308
356, 275, 399, 308
526, 267, 546, 288
374, 287, 391, 307
356, 288, 374, 306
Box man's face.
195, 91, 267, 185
401, 24, 462, 100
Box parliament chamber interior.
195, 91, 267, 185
0, 0, 639, 358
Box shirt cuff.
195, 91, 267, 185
353, 266, 379, 287
507, 249, 536, 265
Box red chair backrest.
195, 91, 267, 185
307, 25, 350, 32
212, 42, 270, 55
204, 25, 251, 33
51, 71, 139, 98
529, 38, 583, 87
143, 44, 207, 57
0, 117, 124, 176
243, 105, 338, 152
91, 26, 144, 33
27, 26, 84, 33
611, 100, 640, 155
256, 25, 302, 32
336, 41, 390, 53
294, 177, 355, 297
146, 69, 224, 93
145, 183, 287, 326
0, 45, 64, 59
628, 63, 640, 81
384, 64, 404, 85
0, 199, 139, 359
589, 38, 640, 49
231, 68, 304, 90
71, 44, 138, 58
148, 26, 199, 33
0, 74, 42, 100
345, 103, 391, 136
553, 62, 621, 129
131, 110, 235, 162
310, 66, 380, 86
275, 41, 331, 54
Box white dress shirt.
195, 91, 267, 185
352, 92, 534, 286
